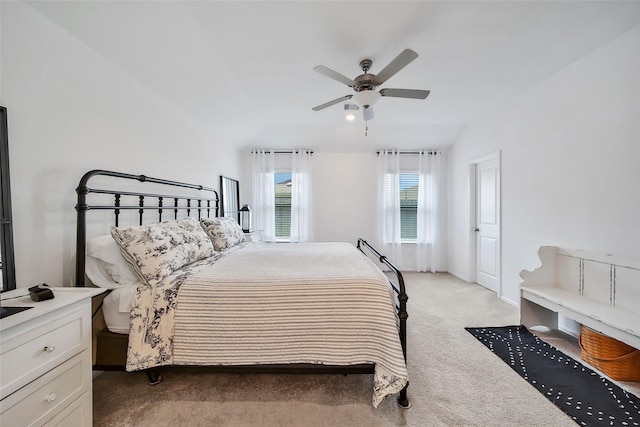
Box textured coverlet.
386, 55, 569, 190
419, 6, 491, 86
127, 242, 407, 407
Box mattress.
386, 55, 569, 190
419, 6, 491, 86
102, 286, 136, 334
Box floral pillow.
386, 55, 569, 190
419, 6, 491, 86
200, 217, 246, 251
111, 217, 215, 285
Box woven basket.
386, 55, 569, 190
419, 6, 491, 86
579, 325, 640, 382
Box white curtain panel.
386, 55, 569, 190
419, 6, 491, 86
378, 149, 402, 264
378, 150, 445, 272
290, 150, 313, 242
417, 151, 444, 272
251, 150, 276, 242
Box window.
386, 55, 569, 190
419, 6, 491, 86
378, 150, 444, 272
399, 173, 419, 241
384, 172, 419, 242
274, 172, 291, 239
251, 149, 311, 243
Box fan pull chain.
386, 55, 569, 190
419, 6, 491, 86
365, 122, 368, 137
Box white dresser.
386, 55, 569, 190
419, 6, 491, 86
0, 287, 104, 427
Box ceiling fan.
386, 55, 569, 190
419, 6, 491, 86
312, 49, 430, 121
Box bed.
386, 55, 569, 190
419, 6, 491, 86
76, 170, 410, 408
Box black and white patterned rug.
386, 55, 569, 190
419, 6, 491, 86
466, 325, 640, 427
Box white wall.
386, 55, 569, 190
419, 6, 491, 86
311, 152, 379, 246
447, 25, 640, 305
1, 2, 242, 288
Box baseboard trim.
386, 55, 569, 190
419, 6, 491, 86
500, 295, 518, 308
446, 270, 470, 283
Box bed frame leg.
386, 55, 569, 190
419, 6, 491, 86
397, 383, 411, 409
145, 369, 163, 385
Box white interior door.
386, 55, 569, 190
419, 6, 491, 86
474, 156, 501, 293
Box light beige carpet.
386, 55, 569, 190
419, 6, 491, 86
93, 272, 639, 426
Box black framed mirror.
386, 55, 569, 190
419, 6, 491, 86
219, 176, 240, 223
1, 106, 16, 292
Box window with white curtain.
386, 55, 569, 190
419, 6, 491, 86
251, 150, 312, 243
378, 150, 444, 272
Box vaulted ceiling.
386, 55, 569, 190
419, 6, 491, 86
26, 1, 640, 152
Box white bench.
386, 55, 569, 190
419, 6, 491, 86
520, 246, 640, 349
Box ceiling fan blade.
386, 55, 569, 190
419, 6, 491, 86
379, 88, 430, 99
313, 65, 355, 87
312, 95, 353, 111
372, 49, 419, 86
363, 106, 374, 121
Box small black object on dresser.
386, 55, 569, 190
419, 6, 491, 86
28, 284, 54, 302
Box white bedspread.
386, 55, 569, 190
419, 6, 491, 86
127, 242, 407, 408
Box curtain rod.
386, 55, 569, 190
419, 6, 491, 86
251, 150, 314, 155
376, 150, 441, 156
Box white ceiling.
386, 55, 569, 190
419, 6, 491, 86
27, 1, 640, 152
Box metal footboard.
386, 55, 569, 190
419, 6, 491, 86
356, 238, 410, 409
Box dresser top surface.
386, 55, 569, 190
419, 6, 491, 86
0, 287, 105, 331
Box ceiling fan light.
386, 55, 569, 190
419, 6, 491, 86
351, 90, 381, 109
344, 102, 357, 121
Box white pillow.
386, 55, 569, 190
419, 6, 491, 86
87, 235, 140, 286
111, 217, 215, 285
200, 217, 246, 251
85, 252, 122, 289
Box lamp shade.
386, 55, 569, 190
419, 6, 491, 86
239, 204, 251, 232
351, 90, 381, 109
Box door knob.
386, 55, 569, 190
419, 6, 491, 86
473, 227, 480, 232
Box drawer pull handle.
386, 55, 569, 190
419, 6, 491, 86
43, 345, 56, 353
46, 393, 57, 403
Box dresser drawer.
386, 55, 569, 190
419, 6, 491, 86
44, 389, 91, 427
0, 350, 90, 427
0, 306, 88, 400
